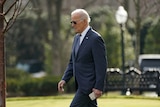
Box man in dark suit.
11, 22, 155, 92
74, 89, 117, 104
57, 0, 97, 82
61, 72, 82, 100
58, 9, 107, 107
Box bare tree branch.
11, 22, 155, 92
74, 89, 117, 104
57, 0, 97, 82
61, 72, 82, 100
4, 0, 17, 15
83, 0, 98, 9
3, 0, 30, 33
139, 0, 160, 19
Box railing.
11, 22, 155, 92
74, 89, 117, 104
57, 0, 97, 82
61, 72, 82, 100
105, 67, 160, 96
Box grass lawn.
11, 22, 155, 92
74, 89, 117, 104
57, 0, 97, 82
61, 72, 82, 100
6, 94, 160, 107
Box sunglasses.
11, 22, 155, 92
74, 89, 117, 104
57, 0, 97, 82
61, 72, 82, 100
71, 18, 83, 25
70, 21, 77, 25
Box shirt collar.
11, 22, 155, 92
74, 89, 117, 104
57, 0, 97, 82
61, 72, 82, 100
81, 26, 90, 37
79, 26, 90, 44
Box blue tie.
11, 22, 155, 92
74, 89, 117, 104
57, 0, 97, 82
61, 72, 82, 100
75, 35, 80, 56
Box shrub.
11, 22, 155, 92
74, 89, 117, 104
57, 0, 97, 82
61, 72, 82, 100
6, 68, 76, 96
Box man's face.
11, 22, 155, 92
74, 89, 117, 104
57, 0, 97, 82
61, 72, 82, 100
71, 13, 85, 33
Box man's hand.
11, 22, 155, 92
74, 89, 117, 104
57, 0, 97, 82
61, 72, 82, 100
58, 80, 66, 92
92, 88, 102, 98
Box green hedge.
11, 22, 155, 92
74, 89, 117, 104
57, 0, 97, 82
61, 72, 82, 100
20, 76, 60, 96
6, 68, 75, 97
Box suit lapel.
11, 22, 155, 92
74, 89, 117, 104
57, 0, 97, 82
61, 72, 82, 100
73, 28, 92, 60
76, 29, 91, 58
79, 35, 89, 51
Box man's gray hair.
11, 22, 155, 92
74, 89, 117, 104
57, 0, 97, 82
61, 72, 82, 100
71, 9, 91, 23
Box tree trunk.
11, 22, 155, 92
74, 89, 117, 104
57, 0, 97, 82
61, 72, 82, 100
0, 0, 5, 107
135, 0, 141, 69
47, 0, 63, 76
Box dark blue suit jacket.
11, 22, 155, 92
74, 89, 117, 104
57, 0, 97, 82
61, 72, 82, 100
62, 28, 107, 94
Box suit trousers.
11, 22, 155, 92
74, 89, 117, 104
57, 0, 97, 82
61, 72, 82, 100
70, 89, 97, 107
